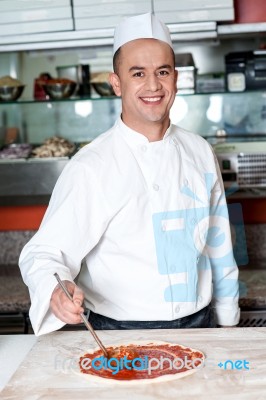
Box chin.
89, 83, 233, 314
144, 114, 167, 123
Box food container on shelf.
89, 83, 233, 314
90, 72, 115, 97
175, 53, 197, 94
33, 73, 52, 100
0, 76, 25, 101
41, 79, 77, 100
56, 64, 91, 97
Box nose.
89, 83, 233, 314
146, 73, 162, 91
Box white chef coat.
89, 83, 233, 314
19, 117, 240, 335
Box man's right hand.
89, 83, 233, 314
50, 280, 85, 324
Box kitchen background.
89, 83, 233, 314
1, 0, 266, 332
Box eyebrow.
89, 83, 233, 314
129, 66, 144, 72
158, 64, 173, 70
128, 64, 173, 72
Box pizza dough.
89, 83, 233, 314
77, 340, 205, 384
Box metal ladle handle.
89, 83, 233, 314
54, 273, 109, 358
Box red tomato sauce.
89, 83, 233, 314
79, 343, 204, 381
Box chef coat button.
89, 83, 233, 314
170, 265, 176, 273
198, 295, 203, 303
153, 183, 159, 191
184, 179, 189, 186
141, 145, 147, 152
175, 305, 180, 313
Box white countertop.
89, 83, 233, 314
1, 327, 266, 399
0, 334, 37, 392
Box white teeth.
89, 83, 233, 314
141, 97, 161, 102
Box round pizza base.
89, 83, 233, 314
74, 339, 205, 385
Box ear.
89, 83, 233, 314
109, 72, 121, 97
174, 69, 178, 94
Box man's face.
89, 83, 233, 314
109, 39, 177, 134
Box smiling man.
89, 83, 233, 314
19, 13, 240, 335
109, 38, 177, 141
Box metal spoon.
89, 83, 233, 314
54, 273, 109, 358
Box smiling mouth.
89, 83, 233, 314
140, 96, 163, 104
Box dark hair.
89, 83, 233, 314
113, 47, 121, 75
113, 44, 175, 75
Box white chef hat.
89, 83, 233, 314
113, 13, 173, 55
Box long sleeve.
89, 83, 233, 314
209, 155, 240, 326
19, 159, 111, 335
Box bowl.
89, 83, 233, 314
92, 82, 115, 97
0, 85, 25, 101
42, 80, 77, 99
90, 72, 115, 97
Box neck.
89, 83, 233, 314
121, 115, 170, 142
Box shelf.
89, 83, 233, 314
0, 21, 265, 53
0, 22, 218, 53
0, 95, 118, 105
227, 189, 266, 199
0, 28, 115, 53
218, 22, 266, 38
1, 89, 266, 106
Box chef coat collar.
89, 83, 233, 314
116, 117, 175, 147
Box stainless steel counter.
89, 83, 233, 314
0, 159, 68, 205
1, 157, 266, 206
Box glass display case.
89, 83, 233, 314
1, 90, 266, 145
0, 96, 121, 145
1, 90, 266, 204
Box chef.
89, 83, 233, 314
19, 13, 240, 336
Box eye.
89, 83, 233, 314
158, 70, 169, 76
132, 71, 144, 77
